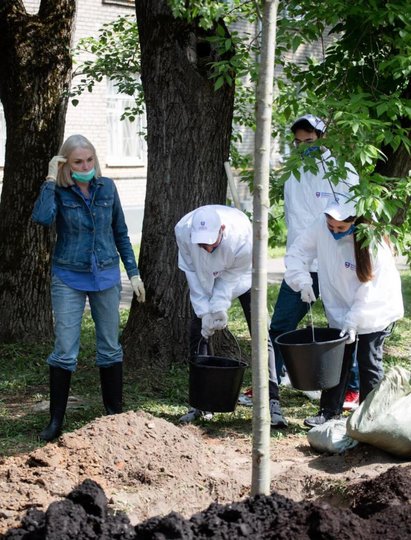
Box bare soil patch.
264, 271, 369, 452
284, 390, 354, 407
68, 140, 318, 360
1, 410, 410, 538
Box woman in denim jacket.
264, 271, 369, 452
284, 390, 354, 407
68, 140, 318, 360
32, 134, 145, 441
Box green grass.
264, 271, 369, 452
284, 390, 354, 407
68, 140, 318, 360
1, 271, 410, 457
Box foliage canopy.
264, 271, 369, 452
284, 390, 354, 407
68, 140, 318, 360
70, 0, 411, 255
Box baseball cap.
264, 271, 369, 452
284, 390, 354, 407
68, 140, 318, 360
324, 199, 357, 221
291, 114, 326, 133
191, 207, 222, 244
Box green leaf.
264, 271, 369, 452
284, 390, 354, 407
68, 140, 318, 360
214, 77, 225, 91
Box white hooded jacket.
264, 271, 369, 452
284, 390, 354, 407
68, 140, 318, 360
284, 215, 404, 334
285, 149, 359, 271
175, 205, 252, 317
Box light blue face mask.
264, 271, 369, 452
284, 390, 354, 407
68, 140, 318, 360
330, 224, 355, 240
302, 145, 320, 157
71, 168, 95, 183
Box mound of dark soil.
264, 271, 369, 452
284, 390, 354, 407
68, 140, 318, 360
4, 465, 411, 539
350, 464, 411, 518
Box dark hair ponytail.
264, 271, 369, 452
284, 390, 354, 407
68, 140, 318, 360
353, 216, 373, 282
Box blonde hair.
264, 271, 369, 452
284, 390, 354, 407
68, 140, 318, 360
56, 134, 102, 187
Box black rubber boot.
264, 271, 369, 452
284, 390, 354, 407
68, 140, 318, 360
99, 363, 123, 414
39, 366, 72, 442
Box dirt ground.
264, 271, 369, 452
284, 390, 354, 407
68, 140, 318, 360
1, 410, 410, 538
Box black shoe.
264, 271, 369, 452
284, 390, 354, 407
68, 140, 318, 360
304, 410, 340, 428
269, 399, 288, 429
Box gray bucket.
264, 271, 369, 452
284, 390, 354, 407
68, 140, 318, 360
275, 327, 348, 391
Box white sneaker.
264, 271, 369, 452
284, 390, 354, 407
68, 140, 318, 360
280, 372, 292, 387
238, 387, 253, 407
179, 408, 213, 423
237, 394, 253, 407
301, 390, 321, 401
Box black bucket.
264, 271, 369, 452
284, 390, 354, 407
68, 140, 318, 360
275, 327, 348, 391
189, 355, 247, 412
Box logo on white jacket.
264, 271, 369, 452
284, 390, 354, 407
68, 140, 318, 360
315, 192, 333, 198
345, 261, 356, 271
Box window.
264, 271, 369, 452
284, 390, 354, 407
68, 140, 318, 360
106, 78, 147, 166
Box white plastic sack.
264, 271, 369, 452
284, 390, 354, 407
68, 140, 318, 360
346, 366, 411, 458
307, 418, 358, 454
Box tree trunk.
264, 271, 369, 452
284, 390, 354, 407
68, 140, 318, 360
0, 0, 75, 342
122, 0, 235, 369
251, 0, 278, 496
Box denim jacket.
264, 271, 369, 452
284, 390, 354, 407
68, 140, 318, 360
32, 177, 138, 278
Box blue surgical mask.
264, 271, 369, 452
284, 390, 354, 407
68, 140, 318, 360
302, 146, 321, 157
330, 224, 355, 240
71, 168, 95, 183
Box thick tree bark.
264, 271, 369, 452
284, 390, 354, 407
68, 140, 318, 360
122, 1, 235, 369
0, 0, 75, 342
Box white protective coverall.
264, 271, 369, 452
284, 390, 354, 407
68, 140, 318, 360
284, 214, 404, 334
285, 149, 359, 271
175, 205, 252, 318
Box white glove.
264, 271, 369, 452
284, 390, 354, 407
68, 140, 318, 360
130, 275, 146, 303
212, 310, 228, 331
201, 314, 215, 339
340, 327, 356, 345
46, 155, 67, 181
300, 284, 316, 303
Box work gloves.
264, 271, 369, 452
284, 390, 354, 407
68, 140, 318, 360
340, 327, 356, 345
300, 284, 316, 304
201, 314, 215, 339
130, 276, 146, 303
212, 310, 228, 331
201, 311, 229, 339
46, 155, 67, 183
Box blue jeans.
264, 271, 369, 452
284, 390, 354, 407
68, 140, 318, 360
48, 276, 122, 372
269, 274, 319, 382
347, 356, 359, 391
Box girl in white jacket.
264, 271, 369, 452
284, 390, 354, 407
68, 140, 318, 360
284, 199, 404, 427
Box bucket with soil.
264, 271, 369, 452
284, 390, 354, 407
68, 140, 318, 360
189, 336, 247, 412
275, 326, 348, 391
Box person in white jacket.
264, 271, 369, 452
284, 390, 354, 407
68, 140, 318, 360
284, 198, 404, 426
175, 204, 287, 428
269, 114, 360, 408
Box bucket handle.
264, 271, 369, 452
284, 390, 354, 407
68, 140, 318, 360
197, 328, 243, 361
197, 336, 215, 357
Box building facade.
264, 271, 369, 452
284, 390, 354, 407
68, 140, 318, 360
0, 0, 147, 241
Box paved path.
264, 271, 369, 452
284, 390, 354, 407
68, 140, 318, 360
121, 256, 408, 310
